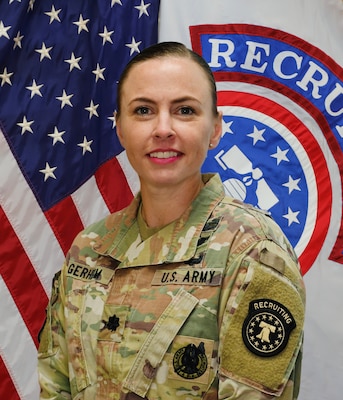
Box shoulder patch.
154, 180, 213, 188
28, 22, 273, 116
220, 263, 304, 395
242, 298, 296, 357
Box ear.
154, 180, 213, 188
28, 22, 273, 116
209, 111, 223, 149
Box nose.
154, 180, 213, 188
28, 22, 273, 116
153, 111, 175, 139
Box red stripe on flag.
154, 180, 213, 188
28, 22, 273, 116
44, 196, 84, 256
95, 157, 134, 214
0, 357, 20, 400
0, 206, 48, 347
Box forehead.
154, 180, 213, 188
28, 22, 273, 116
125, 55, 209, 85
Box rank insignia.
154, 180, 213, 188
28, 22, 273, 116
242, 298, 296, 357
102, 314, 120, 332
173, 342, 208, 379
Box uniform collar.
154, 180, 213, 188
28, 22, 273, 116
92, 174, 225, 267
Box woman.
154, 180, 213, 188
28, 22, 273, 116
38, 42, 305, 399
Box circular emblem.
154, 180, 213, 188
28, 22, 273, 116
242, 299, 296, 357
173, 342, 208, 379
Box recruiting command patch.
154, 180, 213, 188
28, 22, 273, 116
242, 298, 296, 357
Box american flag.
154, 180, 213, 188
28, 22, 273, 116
0, 0, 159, 398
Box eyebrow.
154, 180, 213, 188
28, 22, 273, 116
128, 96, 201, 106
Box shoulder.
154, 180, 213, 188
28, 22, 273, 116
215, 196, 293, 255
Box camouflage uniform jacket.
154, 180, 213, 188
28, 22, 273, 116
38, 174, 305, 400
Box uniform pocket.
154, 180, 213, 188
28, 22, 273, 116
148, 303, 219, 399
96, 304, 131, 384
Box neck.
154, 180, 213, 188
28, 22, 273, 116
140, 178, 204, 228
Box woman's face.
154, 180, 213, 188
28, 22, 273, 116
116, 56, 222, 192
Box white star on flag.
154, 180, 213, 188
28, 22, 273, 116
92, 63, 106, 82
126, 37, 142, 55
0, 21, 11, 39
26, 79, 44, 98
64, 52, 82, 71
35, 42, 53, 61
78, 136, 93, 155
17, 116, 34, 135
48, 127, 66, 145
13, 31, 23, 49
135, 0, 151, 18
56, 90, 74, 108
73, 14, 89, 34
99, 26, 114, 45
39, 162, 57, 181
45, 5, 62, 24
111, 0, 123, 6
85, 100, 99, 119
0, 67, 13, 86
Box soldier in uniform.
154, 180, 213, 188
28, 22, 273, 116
38, 42, 305, 399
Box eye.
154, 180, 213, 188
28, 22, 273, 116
179, 106, 195, 115
135, 106, 150, 115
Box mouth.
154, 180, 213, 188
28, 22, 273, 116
149, 151, 180, 159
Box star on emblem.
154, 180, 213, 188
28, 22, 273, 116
247, 126, 266, 145
283, 207, 300, 226
282, 175, 301, 194
271, 146, 290, 165
222, 119, 234, 136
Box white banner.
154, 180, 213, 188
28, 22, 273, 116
159, 1, 343, 399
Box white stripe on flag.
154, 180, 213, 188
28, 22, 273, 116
71, 175, 110, 228
0, 276, 40, 400
0, 130, 64, 295
117, 150, 140, 196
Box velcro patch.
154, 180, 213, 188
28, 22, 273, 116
151, 268, 222, 286
221, 264, 304, 395
67, 262, 114, 285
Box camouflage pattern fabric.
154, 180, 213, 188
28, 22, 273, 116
38, 174, 305, 399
